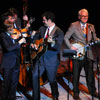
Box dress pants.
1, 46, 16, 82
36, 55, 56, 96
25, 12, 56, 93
1, 63, 20, 100
32, 58, 59, 100
72, 58, 96, 95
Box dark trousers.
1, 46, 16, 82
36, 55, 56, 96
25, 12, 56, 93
1, 65, 20, 100
72, 58, 96, 95
32, 60, 59, 100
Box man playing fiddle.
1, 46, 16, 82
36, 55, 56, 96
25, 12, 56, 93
0, 20, 26, 100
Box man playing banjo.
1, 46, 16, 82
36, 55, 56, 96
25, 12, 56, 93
64, 8, 99, 100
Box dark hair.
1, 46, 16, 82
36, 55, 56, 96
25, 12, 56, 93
42, 11, 55, 22
0, 12, 11, 23
8, 8, 18, 15
0, 13, 13, 32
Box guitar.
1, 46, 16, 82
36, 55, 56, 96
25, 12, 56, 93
30, 38, 44, 59
72, 40, 100, 59
30, 36, 55, 60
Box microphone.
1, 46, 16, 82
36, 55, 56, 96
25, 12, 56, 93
88, 24, 94, 42
88, 24, 93, 32
88, 24, 92, 29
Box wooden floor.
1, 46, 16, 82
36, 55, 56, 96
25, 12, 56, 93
0, 60, 100, 100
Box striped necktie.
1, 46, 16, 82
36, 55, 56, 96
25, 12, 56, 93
82, 25, 86, 34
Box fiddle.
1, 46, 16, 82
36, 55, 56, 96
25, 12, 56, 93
21, 28, 30, 38
11, 17, 35, 40
11, 16, 36, 40
11, 28, 21, 40
11, 28, 37, 40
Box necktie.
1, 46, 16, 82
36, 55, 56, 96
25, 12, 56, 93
82, 25, 86, 34
82, 25, 87, 39
45, 28, 49, 39
82, 24, 89, 43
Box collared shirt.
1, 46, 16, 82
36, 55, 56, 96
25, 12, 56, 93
80, 22, 86, 28
44, 24, 55, 38
14, 23, 17, 29
6, 32, 11, 36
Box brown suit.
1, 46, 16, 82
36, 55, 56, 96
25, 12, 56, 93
64, 21, 98, 96
64, 21, 98, 60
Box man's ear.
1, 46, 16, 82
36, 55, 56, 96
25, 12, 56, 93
78, 15, 80, 20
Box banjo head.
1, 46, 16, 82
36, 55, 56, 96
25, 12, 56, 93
72, 42, 85, 59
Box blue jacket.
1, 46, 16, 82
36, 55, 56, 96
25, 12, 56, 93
0, 32, 21, 68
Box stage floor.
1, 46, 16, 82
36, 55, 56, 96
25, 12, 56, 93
0, 66, 100, 100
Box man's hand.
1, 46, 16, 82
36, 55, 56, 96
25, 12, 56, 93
30, 43, 39, 50
18, 38, 26, 45
23, 15, 28, 21
71, 46, 78, 50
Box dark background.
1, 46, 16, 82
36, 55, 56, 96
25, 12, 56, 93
0, 0, 100, 37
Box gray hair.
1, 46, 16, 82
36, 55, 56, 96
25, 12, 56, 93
78, 9, 88, 16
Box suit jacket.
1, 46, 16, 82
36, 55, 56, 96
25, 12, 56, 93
33, 25, 64, 68
64, 21, 98, 60
0, 32, 21, 68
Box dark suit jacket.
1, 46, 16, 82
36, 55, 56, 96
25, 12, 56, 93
33, 25, 64, 68
0, 32, 21, 68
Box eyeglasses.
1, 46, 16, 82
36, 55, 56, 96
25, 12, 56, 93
81, 15, 88, 18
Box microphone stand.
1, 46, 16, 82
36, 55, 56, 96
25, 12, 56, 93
63, 49, 77, 100
90, 29, 100, 100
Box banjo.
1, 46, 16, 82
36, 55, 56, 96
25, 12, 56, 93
72, 40, 100, 59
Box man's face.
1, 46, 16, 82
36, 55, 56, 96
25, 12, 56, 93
42, 16, 49, 27
8, 16, 15, 23
79, 11, 88, 23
